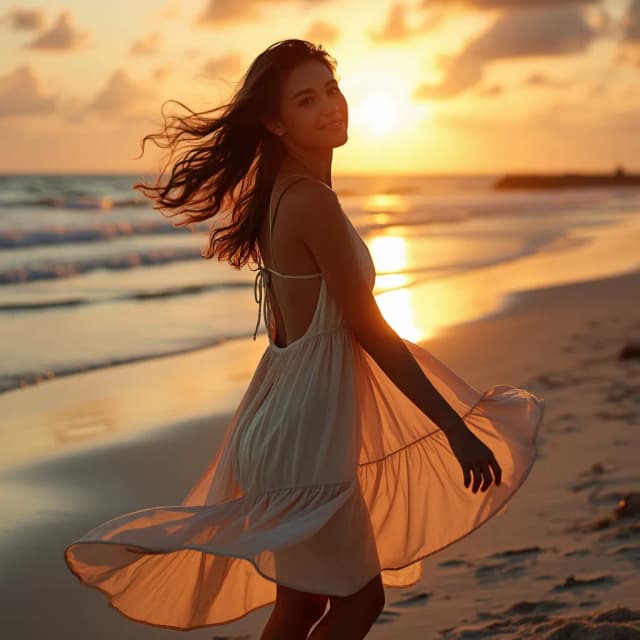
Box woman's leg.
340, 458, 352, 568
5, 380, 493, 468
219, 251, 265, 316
307, 574, 385, 640
260, 583, 329, 640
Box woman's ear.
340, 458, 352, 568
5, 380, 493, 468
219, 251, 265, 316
264, 118, 285, 137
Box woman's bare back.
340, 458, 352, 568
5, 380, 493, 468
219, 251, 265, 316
257, 175, 326, 348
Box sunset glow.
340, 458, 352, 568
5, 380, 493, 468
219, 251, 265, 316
0, 0, 636, 173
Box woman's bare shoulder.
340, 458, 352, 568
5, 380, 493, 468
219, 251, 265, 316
275, 175, 340, 219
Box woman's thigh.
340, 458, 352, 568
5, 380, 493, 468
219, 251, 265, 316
327, 574, 385, 615
275, 583, 329, 622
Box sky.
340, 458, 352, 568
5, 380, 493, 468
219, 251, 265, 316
0, 0, 638, 175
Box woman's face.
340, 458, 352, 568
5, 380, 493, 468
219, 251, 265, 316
270, 60, 348, 150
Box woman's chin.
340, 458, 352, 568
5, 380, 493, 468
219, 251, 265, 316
304, 130, 348, 150
332, 134, 348, 148
323, 130, 348, 147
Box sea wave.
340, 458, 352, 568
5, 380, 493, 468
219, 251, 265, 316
0, 220, 197, 249
0, 247, 204, 284
0, 195, 148, 209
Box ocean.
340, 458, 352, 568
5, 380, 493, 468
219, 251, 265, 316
1, 172, 639, 396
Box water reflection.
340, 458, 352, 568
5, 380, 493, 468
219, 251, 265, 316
369, 234, 432, 342
363, 194, 409, 213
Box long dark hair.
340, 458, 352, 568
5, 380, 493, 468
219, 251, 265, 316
132, 39, 338, 270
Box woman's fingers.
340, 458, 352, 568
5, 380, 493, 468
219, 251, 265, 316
480, 464, 493, 492
468, 460, 501, 493
457, 446, 502, 493
463, 465, 471, 488
472, 463, 483, 493
489, 456, 502, 486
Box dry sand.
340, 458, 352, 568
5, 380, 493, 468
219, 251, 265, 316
1, 268, 639, 638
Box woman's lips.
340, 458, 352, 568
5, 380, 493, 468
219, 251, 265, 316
322, 119, 345, 130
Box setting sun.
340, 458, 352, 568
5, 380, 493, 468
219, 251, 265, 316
358, 94, 399, 136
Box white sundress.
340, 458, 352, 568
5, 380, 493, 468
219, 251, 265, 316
64, 174, 545, 630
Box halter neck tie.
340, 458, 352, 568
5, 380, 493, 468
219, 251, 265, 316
252, 263, 271, 341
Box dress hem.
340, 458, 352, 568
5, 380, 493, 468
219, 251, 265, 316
63, 386, 544, 630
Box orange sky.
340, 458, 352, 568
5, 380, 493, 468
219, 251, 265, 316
0, 0, 638, 174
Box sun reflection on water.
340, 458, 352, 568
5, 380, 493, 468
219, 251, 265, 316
369, 234, 433, 342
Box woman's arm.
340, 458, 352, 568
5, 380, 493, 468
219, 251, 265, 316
292, 180, 502, 493
291, 180, 466, 438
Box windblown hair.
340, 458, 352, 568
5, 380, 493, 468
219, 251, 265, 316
132, 39, 337, 269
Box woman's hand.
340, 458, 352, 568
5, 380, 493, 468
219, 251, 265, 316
444, 422, 502, 493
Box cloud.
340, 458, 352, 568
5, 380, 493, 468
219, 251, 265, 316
477, 82, 503, 96
368, 2, 415, 42
522, 72, 573, 89
201, 53, 245, 81
525, 72, 552, 86
423, 0, 601, 9
129, 31, 163, 56
615, 0, 640, 66
368, 1, 447, 43
84, 70, 153, 119
1, 8, 45, 30
304, 20, 340, 46
150, 0, 183, 21
152, 64, 173, 81
193, 0, 329, 26
415, 5, 599, 99
0, 65, 59, 118
622, 0, 640, 42
25, 10, 89, 51
194, 0, 259, 24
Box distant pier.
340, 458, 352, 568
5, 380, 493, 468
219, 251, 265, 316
494, 166, 640, 190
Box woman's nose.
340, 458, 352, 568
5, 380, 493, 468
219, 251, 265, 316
321, 101, 341, 117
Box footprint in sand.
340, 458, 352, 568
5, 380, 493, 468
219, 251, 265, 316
564, 547, 590, 557
567, 489, 640, 539
504, 600, 572, 616
388, 591, 432, 608
490, 546, 544, 559
599, 522, 640, 542
438, 558, 470, 568
374, 592, 432, 626
551, 574, 616, 591
439, 599, 570, 639
536, 606, 640, 640
374, 608, 402, 625
611, 544, 640, 568
472, 546, 545, 585
604, 382, 640, 403
570, 462, 607, 493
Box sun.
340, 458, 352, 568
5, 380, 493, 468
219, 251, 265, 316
358, 94, 398, 136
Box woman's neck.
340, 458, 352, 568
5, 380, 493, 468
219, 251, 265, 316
279, 150, 333, 188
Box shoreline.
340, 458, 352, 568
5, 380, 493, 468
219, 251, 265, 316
1, 260, 639, 473
4, 206, 639, 399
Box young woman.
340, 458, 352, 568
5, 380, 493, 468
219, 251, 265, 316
64, 39, 544, 639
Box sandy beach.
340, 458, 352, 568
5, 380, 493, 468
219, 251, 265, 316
1, 260, 639, 638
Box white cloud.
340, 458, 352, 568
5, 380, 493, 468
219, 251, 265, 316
1, 8, 45, 30
0, 65, 59, 118
84, 69, 154, 120
26, 10, 90, 52
415, 5, 600, 99
129, 31, 163, 57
